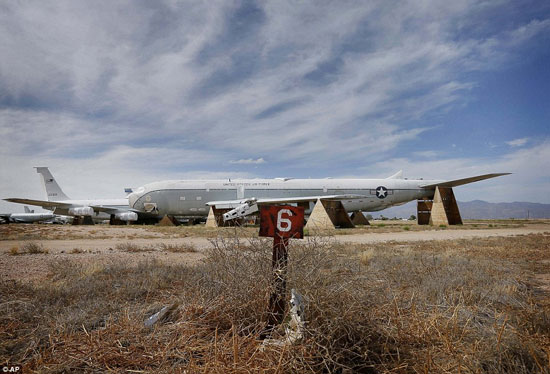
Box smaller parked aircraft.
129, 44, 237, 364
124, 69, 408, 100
4, 167, 139, 224
0, 206, 55, 223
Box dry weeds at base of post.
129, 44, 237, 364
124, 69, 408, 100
1, 233, 549, 373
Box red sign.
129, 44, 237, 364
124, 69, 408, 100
259, 205, 304, 239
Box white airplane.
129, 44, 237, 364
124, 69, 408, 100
127, 171, 510, 222
4, 167, 139, 223
0, 206, 56, 224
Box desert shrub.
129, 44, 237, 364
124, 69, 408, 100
21, 242, 48, 254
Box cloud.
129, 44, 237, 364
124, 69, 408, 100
361, 140, 550, 203
229, 157, 266, 165
506, 137, 529, 147
0, 1, 549, 211
413, 150, 439, 158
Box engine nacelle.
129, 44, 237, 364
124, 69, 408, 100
68, 206, 94, 216
115, 212, 138, 221
223, 201, 258, 221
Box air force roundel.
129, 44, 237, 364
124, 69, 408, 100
375, 186, 388, 199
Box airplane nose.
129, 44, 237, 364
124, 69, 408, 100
128, 192, 138, 208
128, 186, 147, 209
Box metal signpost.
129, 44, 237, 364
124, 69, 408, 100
259, 205, 304, 331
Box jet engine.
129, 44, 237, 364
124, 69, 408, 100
223, 200, 258, 221
115, 212, 138, 221
68, 206, 94, 216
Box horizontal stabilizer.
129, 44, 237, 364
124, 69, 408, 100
420, 173, 511, 189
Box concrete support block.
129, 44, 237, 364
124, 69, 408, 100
158, 215, 179, 226
305, 199, 354, 230
350, 211, 370, 225
205, 206, 218, 227
429, 186, 463, 226
417, 200, 433, 225
305, 199, 334, 230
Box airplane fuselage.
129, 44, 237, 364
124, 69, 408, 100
8, 212, 55, 223
129, 178, 440, 217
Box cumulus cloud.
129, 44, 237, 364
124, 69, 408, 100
506, 138, 529, 147
229, 158, 266, 164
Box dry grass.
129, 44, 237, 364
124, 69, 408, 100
114, 242, 199, 253
157, 242, 198, 253
141, 224, 259, 238
8, 242, 49, 255
1, 234, 549, 373
115, 242, 154, 252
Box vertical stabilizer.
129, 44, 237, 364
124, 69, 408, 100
35, 167, 70, 201
386, 170, 403, 179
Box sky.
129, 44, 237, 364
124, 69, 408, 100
1, 0, 549, 213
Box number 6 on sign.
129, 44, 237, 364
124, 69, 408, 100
259, 206, 304, 239
276, 209, 292, 232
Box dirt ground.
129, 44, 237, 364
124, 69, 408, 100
2, 222, 549, 373
1, 220, 549, 283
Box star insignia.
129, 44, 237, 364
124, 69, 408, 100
376, 186, 388, 198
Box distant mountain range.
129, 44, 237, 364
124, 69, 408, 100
374, 200, 550, 220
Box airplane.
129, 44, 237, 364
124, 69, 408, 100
0, 206, 56, 224
3, 167, 139, 224
126, 171, 510, 223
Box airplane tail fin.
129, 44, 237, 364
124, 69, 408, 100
24, 206, 34, 213
386, 170, 403, 179
35, 167, 70, 201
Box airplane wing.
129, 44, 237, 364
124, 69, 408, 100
3, 198, 72, 209
90, 205, 133, 214
206, 194, 367, 209
419, 173, 511, 189
90, 205, 154, 221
